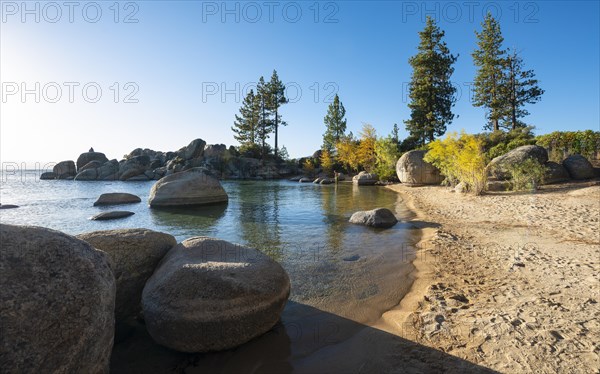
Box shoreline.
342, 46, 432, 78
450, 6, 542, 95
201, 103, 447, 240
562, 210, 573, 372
372, 184, 438, 338
383, 181, 600, 373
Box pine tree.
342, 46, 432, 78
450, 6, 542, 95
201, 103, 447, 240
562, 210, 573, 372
473, 12, 506, 132
322, 94, 347, 152
501, 49, 544, 130
404, 16, 457, 146
232, 89, 260, 146
391, 123, 400, 144
256, 76, 273, 159
267, 70, 288, 159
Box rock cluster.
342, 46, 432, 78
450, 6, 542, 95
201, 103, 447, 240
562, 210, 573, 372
1, 224, 291, 368
43, 139, 297, 182
485, 145, 597, 187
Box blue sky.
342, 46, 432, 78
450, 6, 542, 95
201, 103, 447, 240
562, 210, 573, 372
1, 0, 599, 164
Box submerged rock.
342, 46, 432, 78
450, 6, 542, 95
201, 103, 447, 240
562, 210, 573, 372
149, 168, 228, 208
76, 229, 176, 327
0, 224, 115, 373
0, 204, 19, 209
91, 211, 135, 221
94, 193, 141, 206
396, 150, 444, 186
562, 155, 595, 180
349, 208, 398, 228
142, 237, 290, 353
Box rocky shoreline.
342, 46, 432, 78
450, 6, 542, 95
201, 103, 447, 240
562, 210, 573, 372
40, 139, 299, 182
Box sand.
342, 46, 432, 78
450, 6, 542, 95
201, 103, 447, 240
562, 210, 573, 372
384, 181, 600, 373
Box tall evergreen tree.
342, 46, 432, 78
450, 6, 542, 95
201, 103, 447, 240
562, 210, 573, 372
391, 123, 400, 149
322, 94, 347, 152
404, 16, 457, 145
501, 49, 544, 130
267, 70, 288, 159
232, 89, 260, 146
472, 12, 506, 131
256, 76, 273, 159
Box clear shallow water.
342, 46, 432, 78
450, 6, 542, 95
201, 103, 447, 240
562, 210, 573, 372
1, 173, 418, 322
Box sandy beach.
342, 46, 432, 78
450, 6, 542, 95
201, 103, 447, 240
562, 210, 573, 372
385, 181, 600, 373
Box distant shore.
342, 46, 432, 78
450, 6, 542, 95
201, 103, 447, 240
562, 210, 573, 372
385, 181, 600, 373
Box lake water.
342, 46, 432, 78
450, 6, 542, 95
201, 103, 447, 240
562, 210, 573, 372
1, 173, 423, 371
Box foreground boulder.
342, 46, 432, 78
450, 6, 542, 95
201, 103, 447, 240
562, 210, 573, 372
91, 211, 135, 221
149, 168, 228, 208
94, 192, 141, 206
352, 171, 378, 186
53, 160, 76, 179
487, 145, 548, 180
0, 224, 115, 373
349, 208, 398, 228
76, 229, 176, 325
77, 151, 109, 171
396, 150, 444, 186
544, 161, 570, 184
562, 155, 595, 180
142, 237, 290, 352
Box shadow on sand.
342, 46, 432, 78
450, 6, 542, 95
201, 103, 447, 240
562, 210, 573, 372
111, 301, 497, 374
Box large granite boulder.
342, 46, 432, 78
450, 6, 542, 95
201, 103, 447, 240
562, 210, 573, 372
349, 208, 398, 228
544, 162, 570, 184
396, 150, 443, 186
119, 155, 151, 181
76, 229, 176, 325
94, 192, 141, 206
80, 160, 104, 172
97, 159, 120, 181
183, 138, 206, 160
0, 224, 115, 373
77, 152, 109, 172
562, 155, 595, 180
142, 237, 290, 352
148, 168, 228, 208
74, 168, 98, 181
53, 160, 76, 179
487, 145, 548, 180
204, 144, 227, 158
352, 171, 378, 186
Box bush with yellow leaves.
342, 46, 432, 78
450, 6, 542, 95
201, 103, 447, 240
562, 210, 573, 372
424, 131, 488, 195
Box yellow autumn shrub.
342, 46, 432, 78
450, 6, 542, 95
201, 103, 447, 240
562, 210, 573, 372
424, 131, 488, 195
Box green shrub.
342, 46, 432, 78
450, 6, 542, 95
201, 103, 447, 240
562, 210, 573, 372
374, 136, 401, 181
503, 159, 547, 191
477, 127, 537, 159
536, 130, 600, 162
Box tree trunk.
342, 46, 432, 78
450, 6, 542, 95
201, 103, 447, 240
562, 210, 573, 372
274, 106, 278, 159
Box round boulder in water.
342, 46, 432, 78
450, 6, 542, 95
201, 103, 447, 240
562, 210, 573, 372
142, 237, 290, 353
349, 208, 398, 229
149, 168, 228, 208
